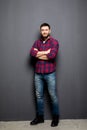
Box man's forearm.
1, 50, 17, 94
34, 48, 51, 58
36, 51, 46, 57
38, 55, 49, 60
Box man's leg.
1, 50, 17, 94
45, 72, 60, 127
30, 73, 44, 125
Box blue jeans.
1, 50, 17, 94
34, 72, 59, 116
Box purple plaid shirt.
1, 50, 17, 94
30, 36, 59, 73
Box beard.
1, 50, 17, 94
41, 33, 50, 39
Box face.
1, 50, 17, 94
40, 26, 51, 38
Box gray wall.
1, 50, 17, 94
0, 0, 87, 121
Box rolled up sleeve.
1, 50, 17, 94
30, 42, 38, 57
47, 41, 59, 60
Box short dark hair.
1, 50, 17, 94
40, 23, 51, 29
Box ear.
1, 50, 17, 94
49, 29, 51, 34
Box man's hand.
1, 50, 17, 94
38, 55, 49, 60
34, 48, 38, 51
44, 49, 51, 54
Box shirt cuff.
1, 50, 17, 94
46, 53, 52, 59
33, 50, 38, 57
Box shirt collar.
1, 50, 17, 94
40, 36, 52, 43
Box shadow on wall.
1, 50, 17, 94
27, 32, 41, 68
27, 55, 37, 108
26, 32, 40, 116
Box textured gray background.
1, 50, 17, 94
0, 0, 87, 121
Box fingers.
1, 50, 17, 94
47, 48, 51, 53
34, 48, 38, 51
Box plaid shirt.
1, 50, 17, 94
30, 36, 59, 74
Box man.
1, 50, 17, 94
30, 23, 60, 127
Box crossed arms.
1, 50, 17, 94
34, 48, 51, 60
30, 42, 59, 60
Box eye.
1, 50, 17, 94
41, 29, 44, 31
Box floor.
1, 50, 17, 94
0, 119, 87, 130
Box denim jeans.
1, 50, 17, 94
34, 72, 59, 116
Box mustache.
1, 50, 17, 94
41, 33, 50, 36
